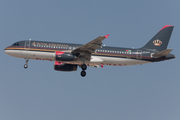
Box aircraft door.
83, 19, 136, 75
136, 50, 142, 59
24, 41, 31, 50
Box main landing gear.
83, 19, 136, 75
81, 64, 87, 77
24, 59, 29, 69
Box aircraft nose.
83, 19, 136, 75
4, 47, 10, 55
4, 48, 8, 54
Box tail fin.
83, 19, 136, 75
141, 25, 174, 51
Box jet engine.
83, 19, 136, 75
54, 61, 77, 71
55, 51, 77, 61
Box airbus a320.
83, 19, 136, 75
4, 25, 175, 77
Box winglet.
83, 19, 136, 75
104, 34, 109, 39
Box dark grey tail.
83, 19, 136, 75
141, 25, 174, 51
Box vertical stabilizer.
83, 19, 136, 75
141, 25, 174, 51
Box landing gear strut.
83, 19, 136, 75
24, 59, 29, 69
81, 64, 87, 77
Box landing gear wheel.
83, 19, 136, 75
81, 64, 87, 70
81, 70, 86, 77
24, 64, 28, 69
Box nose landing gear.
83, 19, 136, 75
24, 59, 29, 69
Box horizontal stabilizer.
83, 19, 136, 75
152, 49, 173, 58
141, 25, 174, 51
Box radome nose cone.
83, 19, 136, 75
4, 48, 7, 53
4, 47, 10, 55
4, 49, 8, 55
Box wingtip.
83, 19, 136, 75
104, 34, 110, 39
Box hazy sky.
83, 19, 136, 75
0, 0, 180, 120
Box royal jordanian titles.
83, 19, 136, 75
4, 25, 175, 77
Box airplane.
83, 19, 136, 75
4, 25, 175, 77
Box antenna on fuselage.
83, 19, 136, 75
29, 38, 31, 41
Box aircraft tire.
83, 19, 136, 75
81, 70, 86, 77
24, 64, 28, 69
82, 64, 87, 70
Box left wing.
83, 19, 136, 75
72, 34, 109, 61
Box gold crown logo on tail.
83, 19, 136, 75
153, 39, 162, 46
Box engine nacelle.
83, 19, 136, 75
54, 61, 77, 71
55, 51, 77, 61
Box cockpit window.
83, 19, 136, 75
12, 43, 19, 46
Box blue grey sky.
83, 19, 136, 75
0, 0, 180, 120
